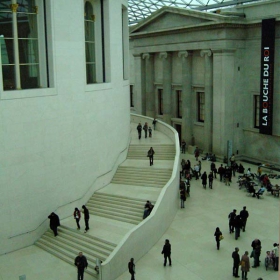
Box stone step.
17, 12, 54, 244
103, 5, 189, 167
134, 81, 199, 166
35, 240, 97, 277
88, 199, 143, 213
41, 233, 108, 261
58, 225, 116, 250
112, 175, 168, 183
116, 167, 172, 174
111, 178, 164, 188
90, 209, 141, 225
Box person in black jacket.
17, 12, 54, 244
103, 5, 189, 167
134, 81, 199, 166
214, 227, 223, 250
136, 123, 142, 139
228, 209, 236, 233
128, 258, 135, 280
48, 212, 60, 236
162, 239, 172, 266
232, 247, 240, 277
201, 171, 207, 189
75, 252, 88, 280
240, 206, 249, 232
82, 205, 90, 233
234, 215, 243, 240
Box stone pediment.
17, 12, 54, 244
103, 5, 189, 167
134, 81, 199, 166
131, 7, 224, 34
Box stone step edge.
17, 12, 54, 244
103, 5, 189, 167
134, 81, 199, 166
92, 211, 140, 225
94, 192, 156, 203
59, 225, 117, 247
88, 207, 143, 220
35, 242, 97, 277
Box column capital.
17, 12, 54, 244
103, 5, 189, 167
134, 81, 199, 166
142, 53, 153, 60
10, 3, 19, 12
200, 50, 212, 57
178, 51, 192, 61
159, 52, 170, 60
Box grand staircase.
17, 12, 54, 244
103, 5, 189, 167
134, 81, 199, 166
35, 126, 175, 278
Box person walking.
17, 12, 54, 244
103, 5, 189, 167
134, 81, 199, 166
143, 122, 148, 138
272, 243, 279, 271
180, 188, 186, 208
136, 123, 142, 139
181, 139, 186, 154
251, 239, 261, 268
234, 215, 243, 240
128, 258, 135, 280
75, 252, 88, 280
210, 162, 216, 178
147, 147, 155, 166
214, 227, 223, 250
73, 207, 81, 230
228, 209, 236, 234
82, 205, 90, 233
240, 251, 250, 280
48, 212, 60, 237
208, 172, 213, 189
240, 206, 249, 232
218, 164, 225, 182
148, 126, 152, 137
161, 239, 172, 266
194, 147, 199, 161
201, 171, 207, 189
152, 118, 157, 130
232, 247, 240, 278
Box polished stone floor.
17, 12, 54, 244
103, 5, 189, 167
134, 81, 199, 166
0, 127, 279, 280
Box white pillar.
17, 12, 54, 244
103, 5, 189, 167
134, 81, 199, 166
178, 51, 193, 146
159, 52, 172, 124
11, 1, 21, 89
200, 50, 213, 153
142, 53, 155, 118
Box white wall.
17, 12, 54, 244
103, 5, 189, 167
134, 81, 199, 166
0, 0, 130, 254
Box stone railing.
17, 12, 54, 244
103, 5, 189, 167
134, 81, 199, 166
101, 113, 180, 280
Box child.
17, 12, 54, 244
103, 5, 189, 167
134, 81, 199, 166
148, 127, 152, 137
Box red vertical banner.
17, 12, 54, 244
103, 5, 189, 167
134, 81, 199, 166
259, 19, 275, 135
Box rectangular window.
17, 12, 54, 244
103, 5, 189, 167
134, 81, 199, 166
130, 85, 134, 107
158, 89, 163, 115
254, 95, 260, 128
197, 92, 205, 122
84, 0, 105, 84
177, 90, 182, 118
0, 0, 48, 90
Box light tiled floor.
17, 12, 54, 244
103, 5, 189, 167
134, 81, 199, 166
0, 126, 279, 280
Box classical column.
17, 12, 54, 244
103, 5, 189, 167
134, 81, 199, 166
133, 53, 145, 115
159, 52, 172, 124
212, 49, 236, 157
142, 53, 155, 118
178, 51, 193, 146
11, 1, 21, 89
200, 50, 213, 153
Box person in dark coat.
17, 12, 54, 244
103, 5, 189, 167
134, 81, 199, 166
218, 164, 225, 182
82, 205, 90, 233
143, 122, 148, 138
136, 123, 142, 139
208, 172, 213, 189
180, 188, 186, 208
201, 171, 207, 189
214, 227, 223, 250
240, 206, 249, 232
147, 147, 155, 166
228, 209, 236, 234
240, 251, 250, 280
73, 207, 81, 230
161, 239, 172, 266
251, 239, 262, 268
48, 212, 60, 236
75, 252, 88, 280
232, 247, 240, 277
234, 215, 243, 240
128, 258, 135, 280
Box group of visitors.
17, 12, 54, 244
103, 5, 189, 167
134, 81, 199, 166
143, 200, 154, 219
136, 122, 153, 139
228, 207, 249, 240
48, 205, 90, 237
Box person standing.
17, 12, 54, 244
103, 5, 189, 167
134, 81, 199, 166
180, 188, 186, 208
240, 206, 249, 232
194, 147, 199, 161
152, 118, 157, 130
147, 147, 155, 166
208, 172, 213, 189
181, 139, 186, 154
214, 227, 223, 250
228, 209, 236, 234
128, 258, 135, 280
224, 167, 230, 186
143, 122, 148, 138
232, 247, 240, 278
161, 239, 172, 266
82, 205, 90, 233
230, 154, 235, 166
240, 251, 250, 280
136, 123, 142, 139
218, 164, 225, 182
201, 171, 207, 189
251, 238, 261, 267
73, 207, 81, 230
210, 162, 216, 178
148, 126, 152, 138
234, 215, 243, 240
75, 252, 88, 280
48, 212, 60, 237
272, 243, 279, 271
